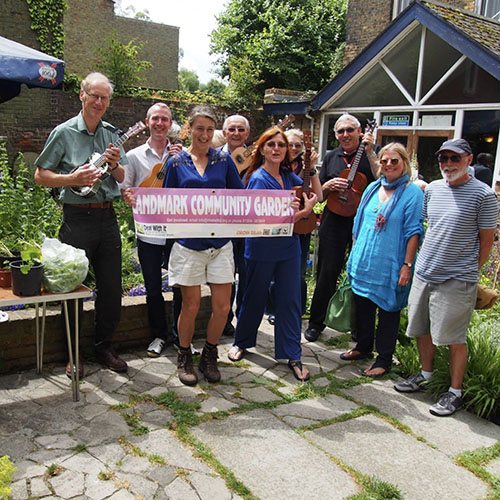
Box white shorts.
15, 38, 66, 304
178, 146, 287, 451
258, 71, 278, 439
168, 241, 235, 287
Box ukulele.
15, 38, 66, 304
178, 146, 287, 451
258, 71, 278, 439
231, 114, 295, 174
293, 130, 317, 234
327, 119, 377, 218
139, 122, 190, 188
70, 121, 146, 198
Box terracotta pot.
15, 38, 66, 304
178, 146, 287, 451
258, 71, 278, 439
0, 267, 11, 288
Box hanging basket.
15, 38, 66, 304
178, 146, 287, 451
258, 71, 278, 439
10, 260, 43, 296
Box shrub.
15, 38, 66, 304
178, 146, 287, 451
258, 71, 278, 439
0, 456, 16, 500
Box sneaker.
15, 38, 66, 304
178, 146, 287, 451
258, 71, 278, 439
394, 372, 426, 393
198, 347, 221, 383
429, 391, 463, 416
177, 349, 198, 386
147, 338, 165, 358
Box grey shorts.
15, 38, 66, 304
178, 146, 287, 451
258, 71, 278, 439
168, 241, 235, 287
406, 276, 477, 346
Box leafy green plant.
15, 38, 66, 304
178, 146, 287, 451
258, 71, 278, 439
0, 456, 16, 500
96, 30, 152, 94
0, 143, 61, 251
17, 241, 42, 275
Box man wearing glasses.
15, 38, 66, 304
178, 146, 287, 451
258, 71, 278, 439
219, 115, 251, 336
394, 138, 498, 416
35, 72, 128, 377
304, 113, 378, 342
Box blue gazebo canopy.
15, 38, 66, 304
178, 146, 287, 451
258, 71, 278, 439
0, 36, 65, 103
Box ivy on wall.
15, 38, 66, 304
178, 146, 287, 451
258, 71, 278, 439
26, 0, 68, 59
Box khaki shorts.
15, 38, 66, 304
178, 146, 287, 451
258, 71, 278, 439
406, 276, 477, 346
168, 241, 235, 287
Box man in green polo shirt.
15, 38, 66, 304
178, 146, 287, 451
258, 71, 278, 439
35, 72, 128, 377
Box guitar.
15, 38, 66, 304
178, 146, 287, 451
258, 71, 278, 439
327, 119, 377, 218
293, 130, 317, 235
231, 114, 295, 174
139, 122, 190, 188
70, 121, 146, 198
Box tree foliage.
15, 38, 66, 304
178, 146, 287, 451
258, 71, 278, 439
210, 0, 348, 93
178, 68, 200, 92
96, 30, 152, 94
200, 79, 227, 96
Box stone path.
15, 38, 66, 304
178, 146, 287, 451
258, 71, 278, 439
0, 319, 499, 500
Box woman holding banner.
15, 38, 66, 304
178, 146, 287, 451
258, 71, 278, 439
163, 105, 243, 386
228, 127, 318, 381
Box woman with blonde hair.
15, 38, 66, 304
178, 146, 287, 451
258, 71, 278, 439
340, 142, 424, 377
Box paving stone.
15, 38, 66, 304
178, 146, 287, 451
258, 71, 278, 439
85, 473, 118, 500
306, 414, 488, 500
188, 471, 233, 500
333, 364, 364, 381
82, 387, 128, 405
281, 415, 317, 428
0, 400, 40, 435
9, 479, 28, 500
30, 476, 51, 497
35, 434, 79, 449
141, 408, 174, 428
50, 469, 85, 498
72, 411, 131, 446
87, 442, 127, 468
26, 448, 72, 465
272, 394, 358, 421
106, 490, 136, 500
129, 429, 211, 473
119, 471, 158, 498
486, 457, 500, 477
146, 464, 177, 486
164, 476, 200, 500
61, 452, 104, 476
345, 379, 500, 455
118, 454, 152, 474
77, 403, 109, 421
238, 386, 282, 403
200, 396, 239, 413
193, 409, 358, 500
11, 460, 46, 481
0, 433, 35, 461
313, 376, 330, 387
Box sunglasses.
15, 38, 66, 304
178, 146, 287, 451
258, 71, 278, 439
380, 158, 400, 166
438, 154, 464, 163
336, 127, 355, 135
266, 141, 287, 148
227, 127, 247, 133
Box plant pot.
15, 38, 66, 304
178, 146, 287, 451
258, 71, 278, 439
10, 260, 43, 296
0, 251, 21, 268
0, 267, 11, 288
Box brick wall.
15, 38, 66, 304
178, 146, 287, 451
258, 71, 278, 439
344, 0, 477, 65
0, 0, 178, 91
0, 291, 212, 374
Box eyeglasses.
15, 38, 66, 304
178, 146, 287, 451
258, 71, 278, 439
86, 92, 110, 103
336, 127, 355, 135
227, 127, 247, 133
289, 143, 303, 148
380, 158, 400, 166
266, 141, 287, 148
438, 154, 464, 163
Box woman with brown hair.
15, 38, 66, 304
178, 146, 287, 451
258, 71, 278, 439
227, 127, 317, 381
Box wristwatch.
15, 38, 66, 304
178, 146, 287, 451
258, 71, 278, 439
404, 262, 412, 268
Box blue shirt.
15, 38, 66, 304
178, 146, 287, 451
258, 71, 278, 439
163, 148, 244, 250
245, 168, 302, 262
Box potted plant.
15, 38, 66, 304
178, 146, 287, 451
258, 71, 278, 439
10, 241, 43, 296
0, 241, 15, 287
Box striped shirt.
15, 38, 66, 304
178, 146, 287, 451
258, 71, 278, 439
415, 177, 498, 284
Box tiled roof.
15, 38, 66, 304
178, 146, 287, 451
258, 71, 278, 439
421, 0, 500, 57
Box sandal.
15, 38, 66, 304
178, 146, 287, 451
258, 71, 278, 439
288, 360, 310, 382
360, 364, 391, 378
228, 345, 246, 362
340, 349, 373, 361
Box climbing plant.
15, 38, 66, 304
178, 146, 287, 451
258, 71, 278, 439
26, 0, 67, 59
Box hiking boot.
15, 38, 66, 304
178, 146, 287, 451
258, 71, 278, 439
394, 372, 426, 393
429, 391, 463, 416
147, 337, 166, 358
177, 349, 198, 386
199, 347, 221, 383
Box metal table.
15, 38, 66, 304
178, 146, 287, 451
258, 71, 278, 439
0, 285, 93, 401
